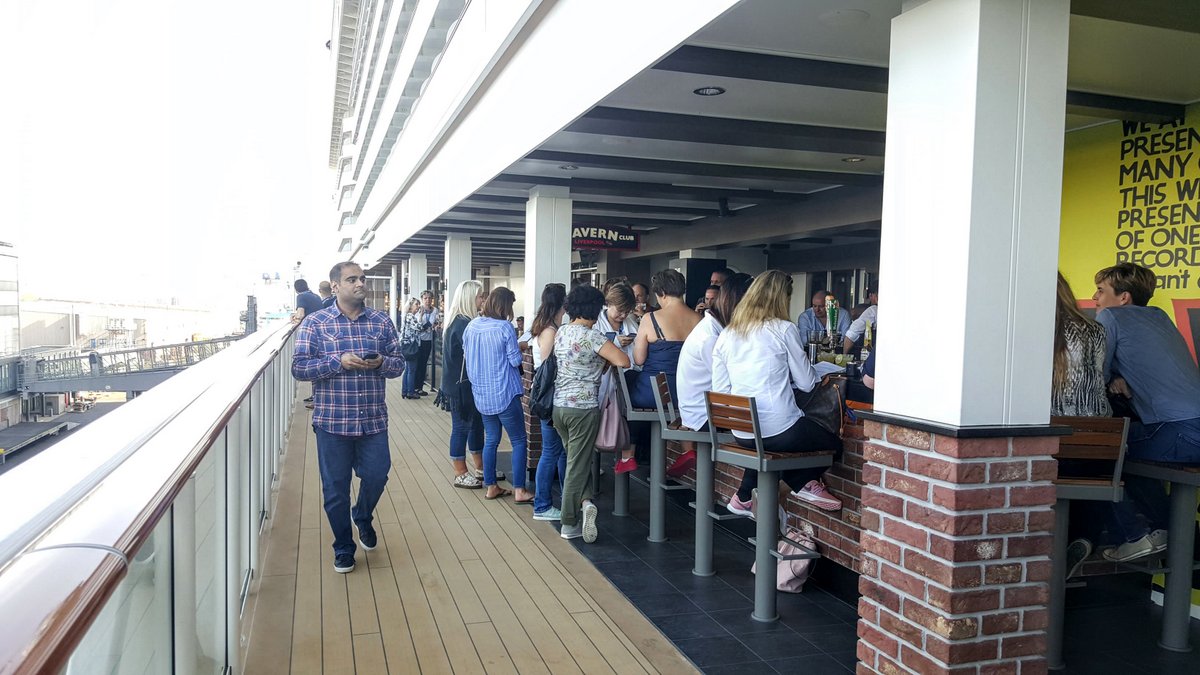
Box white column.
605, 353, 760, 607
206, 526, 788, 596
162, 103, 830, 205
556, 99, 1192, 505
874, 0, 1069, 427
444, 235, 472, 310
389, 264, 399, 327
524, 186, 573, 315
407, 253, 428, 300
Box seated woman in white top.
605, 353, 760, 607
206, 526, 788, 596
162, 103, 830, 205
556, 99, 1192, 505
711, 270, 843, 513
669, 272, 754, 477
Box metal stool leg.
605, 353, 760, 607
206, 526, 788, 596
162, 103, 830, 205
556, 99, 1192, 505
1048, 498, 1070, 670
693, 442, 715, 577
1160, 482, 1197, 652
613, 463, 629, 517
648, 422, 667, 543
752, 470, 780, 623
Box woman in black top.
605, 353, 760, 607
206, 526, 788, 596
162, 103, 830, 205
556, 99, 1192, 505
442, 280, 487, 488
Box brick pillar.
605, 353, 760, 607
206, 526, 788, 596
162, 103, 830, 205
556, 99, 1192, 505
856, 418, 1059, 675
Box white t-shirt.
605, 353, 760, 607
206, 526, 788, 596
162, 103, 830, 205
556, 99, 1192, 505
677, 314, 722, 431
712, 319, 820, 439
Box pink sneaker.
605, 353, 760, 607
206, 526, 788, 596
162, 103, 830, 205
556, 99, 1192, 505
727, 493, 753, 517
793, 480, 842, 511
614, 457, 638, 474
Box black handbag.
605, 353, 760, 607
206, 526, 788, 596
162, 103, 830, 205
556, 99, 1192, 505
529, 353, 557, 420
400, 315, 421, 359
795, 375, 847, 437
452, 359, 478, 422
401, 340, 421, 359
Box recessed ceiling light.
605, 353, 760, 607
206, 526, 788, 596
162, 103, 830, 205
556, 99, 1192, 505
693, 86, 726, 97
842, 156, 865, 163
559, 164, 578, 171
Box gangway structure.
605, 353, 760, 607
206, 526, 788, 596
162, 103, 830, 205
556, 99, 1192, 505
18, 335, 242, 394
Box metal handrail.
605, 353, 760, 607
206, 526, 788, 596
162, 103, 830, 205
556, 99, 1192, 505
26, 335, 242, 383
0, 321, 299, 675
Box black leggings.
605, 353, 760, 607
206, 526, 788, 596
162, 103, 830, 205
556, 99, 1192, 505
734, 416, 840, 501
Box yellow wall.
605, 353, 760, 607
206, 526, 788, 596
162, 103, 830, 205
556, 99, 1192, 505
1060, 105, 1200, 609
1060, 103, 1200, 317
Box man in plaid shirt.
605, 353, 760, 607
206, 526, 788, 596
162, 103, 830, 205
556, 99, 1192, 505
292, 261, 405, 573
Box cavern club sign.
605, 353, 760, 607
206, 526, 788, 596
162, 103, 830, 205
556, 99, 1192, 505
571, 225, 640, 251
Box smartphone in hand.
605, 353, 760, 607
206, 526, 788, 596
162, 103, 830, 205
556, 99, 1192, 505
362, 352, 379, 360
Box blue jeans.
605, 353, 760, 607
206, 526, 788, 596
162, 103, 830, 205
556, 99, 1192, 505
481, 395, 528, 489
1101, 417, 1200, 543
449, 409, 484, 459
313, 427, 391, 556
402, 359, 418, 395
534, 418, 567, 513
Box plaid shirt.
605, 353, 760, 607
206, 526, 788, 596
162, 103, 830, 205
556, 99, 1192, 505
291, 303, 404, 435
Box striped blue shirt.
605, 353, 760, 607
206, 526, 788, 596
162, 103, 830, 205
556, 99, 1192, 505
291, 303, 405, 435
463, 316, 524, 416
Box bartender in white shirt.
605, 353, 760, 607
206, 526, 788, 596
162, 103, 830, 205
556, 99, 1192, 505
843, 287, 878, 354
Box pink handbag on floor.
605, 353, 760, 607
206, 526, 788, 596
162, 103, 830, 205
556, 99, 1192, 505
751, 528, 819, 593
594, 392, 628, 451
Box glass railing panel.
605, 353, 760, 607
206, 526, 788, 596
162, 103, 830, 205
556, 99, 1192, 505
63, 517, 173, 675
178, 433, 228, 675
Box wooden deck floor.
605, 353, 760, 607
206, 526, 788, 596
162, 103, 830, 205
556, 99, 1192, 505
243, 382, 698, 674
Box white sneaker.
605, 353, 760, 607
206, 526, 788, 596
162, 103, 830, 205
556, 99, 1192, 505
560, 523, 583, 539
1101, 534, 1156, 562
581, 502, 598, 543
534, 506, 562, 522
1149, 529, 1168, 553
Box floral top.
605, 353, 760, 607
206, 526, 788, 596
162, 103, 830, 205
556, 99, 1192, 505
553, 324, 608, 409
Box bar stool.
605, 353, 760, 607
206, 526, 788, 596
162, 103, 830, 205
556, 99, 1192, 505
614, 370, 663, 536
1046, 415, 1129, 670
705, 391, 833, 622
1121, 459, 1200, 653
650, 373, 737, 576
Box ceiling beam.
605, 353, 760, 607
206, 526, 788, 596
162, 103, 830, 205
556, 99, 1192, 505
490, 174, 809, 204
1070, 0, 1200, 34
570, 106, 886, 156
457, 195, 720, 217
653, 45, 888, 93
526, 150, 883, 187
1065, 90, 1184, 125
657, 44, 1183, 125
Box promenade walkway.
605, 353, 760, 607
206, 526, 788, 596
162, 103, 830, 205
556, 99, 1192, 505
243, 382, 697, 674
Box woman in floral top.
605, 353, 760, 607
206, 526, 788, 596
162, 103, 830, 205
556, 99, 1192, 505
552, 285, 630, 542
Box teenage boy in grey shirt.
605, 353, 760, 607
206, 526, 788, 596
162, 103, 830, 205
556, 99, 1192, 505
1090, 262, 1200, 562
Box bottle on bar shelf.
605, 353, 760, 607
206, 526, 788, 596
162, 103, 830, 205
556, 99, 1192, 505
859, 318, 873, 364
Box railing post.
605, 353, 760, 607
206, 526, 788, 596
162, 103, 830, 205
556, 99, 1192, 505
173, 475, 198, 675
226, 405, 244, 674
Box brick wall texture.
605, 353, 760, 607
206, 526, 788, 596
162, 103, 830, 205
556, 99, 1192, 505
854, 420, 1059, 675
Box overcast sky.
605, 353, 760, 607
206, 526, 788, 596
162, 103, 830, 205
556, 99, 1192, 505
1, 0, 336, 312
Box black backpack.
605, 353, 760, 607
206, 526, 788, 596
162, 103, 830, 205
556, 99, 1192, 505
529, 353, 557, 420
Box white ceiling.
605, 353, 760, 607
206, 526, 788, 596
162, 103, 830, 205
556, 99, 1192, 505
379, 0, 1200, 269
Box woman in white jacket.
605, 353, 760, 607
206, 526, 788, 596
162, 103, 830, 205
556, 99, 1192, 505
711, 270, 843, 513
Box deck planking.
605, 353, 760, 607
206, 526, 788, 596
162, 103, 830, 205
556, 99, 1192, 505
243, 381, 698, 674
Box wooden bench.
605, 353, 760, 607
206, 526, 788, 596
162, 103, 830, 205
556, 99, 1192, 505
705, 391, 834, 623
1122, 456, 1200, 652
1047, 415, 1129, 670
650, 372, 739, 577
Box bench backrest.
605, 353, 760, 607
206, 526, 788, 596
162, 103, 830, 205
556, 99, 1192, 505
651, 372, 678, 429
1051, 415, 1130, 501
705, 391, 764, 458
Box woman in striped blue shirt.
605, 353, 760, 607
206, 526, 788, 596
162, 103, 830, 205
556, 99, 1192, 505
463, 287, 532, 502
